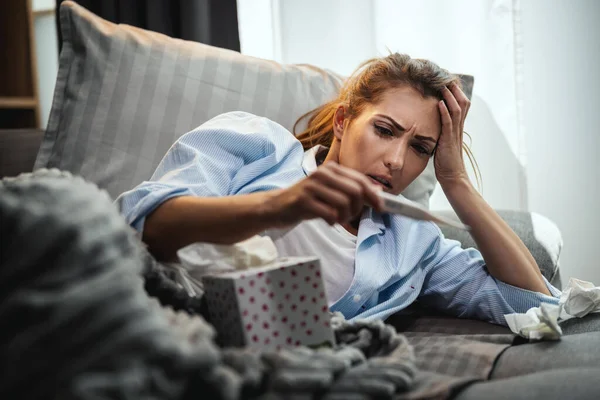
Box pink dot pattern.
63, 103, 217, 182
202, 257, 335, 351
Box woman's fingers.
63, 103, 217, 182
441, 86, 462, 134
449, 82, 470, 108
438, 100, 453, 137
327, 162, 384, 211
311, 165, 364, 217
306, 181, 355, 222
301, 160, 386, 225
448, 82, 471, 127
276, 160, 384, 227
313, 162, 383, 213
303, 196, 339, 225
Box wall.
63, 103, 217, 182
521, 0, 600, 283
237, 0, 280, 61
276, 0, 375, 76
32, 0, 59, 129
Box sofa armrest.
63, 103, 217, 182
434, 210, 563, 290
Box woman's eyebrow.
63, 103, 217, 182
375, 114, 406, 131
375, 114, 437, 143
415, 135, 437, 144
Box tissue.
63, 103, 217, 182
504, 303, 562, 341
504, 278, 600, 340
177, 235, 279, 280
559, 278, 600, 319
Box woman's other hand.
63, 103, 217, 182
265, 162, 384, 228
434, 83, 471, 188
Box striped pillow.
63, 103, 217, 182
35, 0, 437, 207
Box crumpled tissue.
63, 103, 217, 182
504, 278, 600, 340
505, 303, 562, 341
177, 235, 279, 278
558, 278, 600, 319
169, 235, 279, 296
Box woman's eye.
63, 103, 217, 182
375, 125, 394, 137
413, 144, 431, 156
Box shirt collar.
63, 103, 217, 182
302, 145, 328, 176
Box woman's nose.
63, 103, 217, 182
384, 146, 406, 171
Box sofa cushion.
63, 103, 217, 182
34, 1, 439, 206
436, 210, 563, 289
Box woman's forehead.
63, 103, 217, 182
367, 88, 442, 138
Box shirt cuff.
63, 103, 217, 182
119, 186, 195, 233
495, 274, 561, 314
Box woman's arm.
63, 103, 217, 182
143, 162, 382, 261
435, 83, 551, 295
441, 179, 551, 295
116, 113, 381, 261
143, 192, 278, 261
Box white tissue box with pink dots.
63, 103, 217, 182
201, 256, 336, 350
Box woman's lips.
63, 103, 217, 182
368, 175, 391, 189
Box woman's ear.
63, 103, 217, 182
333, 106, 346, 140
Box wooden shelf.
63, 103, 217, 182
0, 0, 41, 128
0, 96, 38, 109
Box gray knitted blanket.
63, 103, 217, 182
0, 170, 512, 400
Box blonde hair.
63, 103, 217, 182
293, 53, 481, 188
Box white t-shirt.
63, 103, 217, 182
263, 146, 357, 305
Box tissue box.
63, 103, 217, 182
202, 256, 336, 350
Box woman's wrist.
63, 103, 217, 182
439, 176, 482, 226
439, 175, 474, 198
258, 189, 286, 229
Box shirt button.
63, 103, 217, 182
353, 294, 361, 303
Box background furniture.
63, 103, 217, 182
0, 129, 45, 179
0, 0, 41, 129
55, 0, 241, 52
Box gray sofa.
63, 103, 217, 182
3, 164, 600, 400
4, 2, 598, 398
6, 123, 600, 400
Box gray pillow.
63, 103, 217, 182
34, 1, 438, 207
436, 210, 563, 289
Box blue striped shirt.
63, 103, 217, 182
117, 111, 561, 324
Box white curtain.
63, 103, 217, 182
237, 0, 527, 211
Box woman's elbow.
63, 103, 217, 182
141, 208, 176, 262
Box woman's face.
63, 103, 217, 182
329, 86, 441, 195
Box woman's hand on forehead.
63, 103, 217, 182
434, 83, 471, 187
